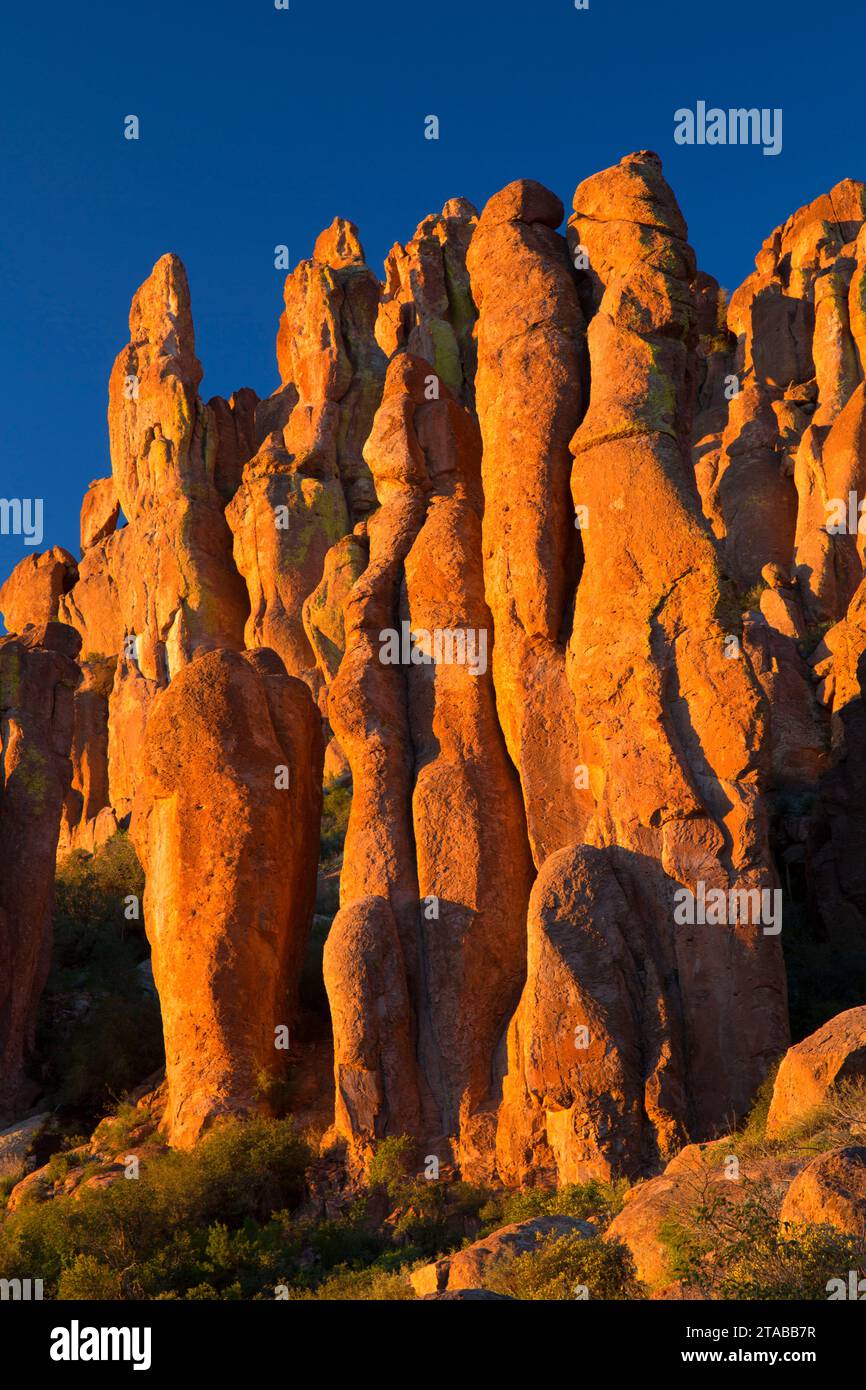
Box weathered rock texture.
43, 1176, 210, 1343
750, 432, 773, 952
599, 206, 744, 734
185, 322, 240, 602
496, 844, 688, 1185
467, 179, 589, 866
61, 254, 250, 682
325, 354, 533, 1177
766, 1005, 866, 1138
130, 647, 323, 1148
0, 548, 78, 636
694, 180, 866, 611
228, 220, 386, 693
58, 654, 116, 856
10, 156, 866, 1198
56, 255, 254, 833
377, 199, 478, 404
780, 1145, 866, 1235
0, 623, 80, 1118
503, 153, 789, 1177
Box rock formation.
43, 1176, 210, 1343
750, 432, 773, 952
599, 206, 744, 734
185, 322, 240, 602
377, 199, 478, 405
496, 844, 688, 1185
694, 180, 866, 610
0, 548, 78, 636
227, 219, 386, 694
766, 1005, 866, 1138
779, 1146, 866, 1235
8, 153, 866, 1216
130, 647, 323, 1148
0, 623, 80, 1119
567, 154, 788, 1127
466, 179, 589, 866
325, 353, 534, 1176
493, 155, 788, 1188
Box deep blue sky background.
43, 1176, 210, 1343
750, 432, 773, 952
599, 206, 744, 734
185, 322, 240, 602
1, 0, 864, 592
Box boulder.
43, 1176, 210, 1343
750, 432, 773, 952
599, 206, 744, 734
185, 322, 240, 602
79, 478, 120, 552
409, 1215, 595, 1296
0, 548, 78, 635
780, 1146, 866, 1236
605, 1139, 809, 1289
766, 1006, 866, 1138
0, 1111, 51, 1181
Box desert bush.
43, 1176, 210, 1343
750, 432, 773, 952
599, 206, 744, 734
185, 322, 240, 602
37, 833, 163, 1113
320, 782, 351, 862
661, 1178, 866, 1299
741, 581, 768, 612
288, 1264, 414, 1300
366, 1135, 416, 1196
824, 1079, 866, 1140
485, 1231, 642, 1300
0, 1117, 311, 1299
478, 1178, 628, 1234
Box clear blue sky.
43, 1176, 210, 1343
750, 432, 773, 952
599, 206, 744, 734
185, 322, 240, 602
1, 0, 863, 589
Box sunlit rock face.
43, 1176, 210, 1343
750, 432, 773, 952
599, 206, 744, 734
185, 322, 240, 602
325, 354, 533, 1180
130, 647, 322, 1149
15, 156, 866, 1192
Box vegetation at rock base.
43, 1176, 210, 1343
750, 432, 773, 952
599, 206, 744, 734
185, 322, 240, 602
660, 1184, 866, 1300
485, 1231, 641, 1300
34, 833, 163, 1120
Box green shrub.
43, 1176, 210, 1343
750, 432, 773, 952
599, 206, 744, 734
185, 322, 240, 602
320, 782, 351, 861
0, 1117, 311, 1300
366, 1135, 416, 1196
732, 1064, 781, 1153
289, 1264, 414, 1300
37, 833, 163, 1113
741, 581, 768, 612
58, 1254, 122, 1300
485, 1232, 642, 1300
478, 1179, 627, 1235
661, 1179, 866, 1299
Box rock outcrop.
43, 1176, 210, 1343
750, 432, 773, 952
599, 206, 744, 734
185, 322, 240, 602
130, 647, 323, 1148
780, 1145, 866, 1235
561, 153, 788, 1140
483, 154, 790, 1184
409, 1215, 595, 1296
766, 1005, 866, 1137
228, 220, 386, 693
9, 156, 866, 1213
0, 548, 78, 636
695, 180, 866, 611
466, 179, 588, 866
377, 199, 478, 404
325, 354, 533, 1176
0, 623, 81, 1119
